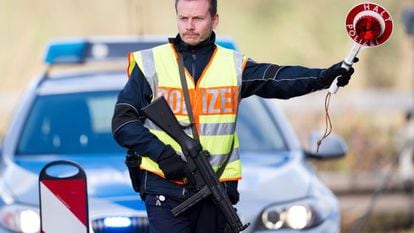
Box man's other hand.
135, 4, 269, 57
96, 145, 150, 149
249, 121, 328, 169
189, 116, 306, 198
158, 145, 187, 180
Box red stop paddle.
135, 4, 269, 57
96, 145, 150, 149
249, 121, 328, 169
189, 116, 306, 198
329, 2, 393, 94
317, 3, 393, 152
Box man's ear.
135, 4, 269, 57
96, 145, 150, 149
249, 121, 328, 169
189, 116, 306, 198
212, 14, 219, 29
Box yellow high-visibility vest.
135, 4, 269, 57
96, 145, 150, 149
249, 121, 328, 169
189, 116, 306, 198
128, 43, 247, 182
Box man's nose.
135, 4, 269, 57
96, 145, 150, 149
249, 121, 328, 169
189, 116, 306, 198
186, 19, 195, 30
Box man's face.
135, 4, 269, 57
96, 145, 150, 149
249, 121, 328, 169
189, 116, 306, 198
176, 0, 219, 46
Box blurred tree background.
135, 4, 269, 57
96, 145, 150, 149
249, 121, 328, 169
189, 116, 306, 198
1, 0, 413, 232
0, 0, 413, 171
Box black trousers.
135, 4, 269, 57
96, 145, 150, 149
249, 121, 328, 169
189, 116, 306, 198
144, 194, 228, 233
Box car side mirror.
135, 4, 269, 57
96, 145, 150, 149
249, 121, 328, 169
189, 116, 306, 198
0, 136, 3, 154
305, 131, 347, 159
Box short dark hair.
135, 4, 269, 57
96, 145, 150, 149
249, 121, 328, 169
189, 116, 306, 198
175, 0, 217, 17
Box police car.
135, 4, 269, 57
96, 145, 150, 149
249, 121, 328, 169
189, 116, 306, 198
0, 36, 347, 233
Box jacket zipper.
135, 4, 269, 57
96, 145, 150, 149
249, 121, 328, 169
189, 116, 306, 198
191, 50, 196, 79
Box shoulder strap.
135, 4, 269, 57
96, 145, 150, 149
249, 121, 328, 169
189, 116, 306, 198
215, 138, 235, 179
177, 52, 200, 142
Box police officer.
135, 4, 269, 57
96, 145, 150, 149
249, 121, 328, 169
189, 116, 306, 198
112, 0, 356, 232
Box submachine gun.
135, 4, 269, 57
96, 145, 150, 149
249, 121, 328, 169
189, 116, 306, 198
142, 96, 250, 233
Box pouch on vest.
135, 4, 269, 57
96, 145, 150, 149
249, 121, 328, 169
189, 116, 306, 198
125, 150, 142, 193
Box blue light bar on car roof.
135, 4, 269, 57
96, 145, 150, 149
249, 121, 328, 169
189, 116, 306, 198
216, 40, 238, 50
43, 37, 168, 65
44, 40, 88, 64
44, 36, 239, 65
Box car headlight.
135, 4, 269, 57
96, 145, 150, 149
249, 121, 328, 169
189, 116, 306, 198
0, 204, 40, 233
259, 198, 330, 230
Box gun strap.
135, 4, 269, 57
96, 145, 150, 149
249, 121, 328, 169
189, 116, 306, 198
177, 52, 200, 142
177, 51, 234, 179
215, 137, 235, 179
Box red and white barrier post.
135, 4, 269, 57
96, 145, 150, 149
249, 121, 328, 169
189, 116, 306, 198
39, 160, 89, 233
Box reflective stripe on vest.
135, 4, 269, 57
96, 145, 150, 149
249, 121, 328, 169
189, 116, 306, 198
132, 43, 246, 181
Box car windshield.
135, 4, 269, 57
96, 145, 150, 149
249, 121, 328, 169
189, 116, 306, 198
16, 92, 286, 155
17, 91, 123, 155
237, 97, 286, 151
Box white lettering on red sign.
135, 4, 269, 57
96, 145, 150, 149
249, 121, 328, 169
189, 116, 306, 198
345, 2, 393, 47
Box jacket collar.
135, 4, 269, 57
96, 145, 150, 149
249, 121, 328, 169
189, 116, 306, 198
170, 32, 217, 53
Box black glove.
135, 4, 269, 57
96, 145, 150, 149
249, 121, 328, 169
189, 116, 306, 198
157, 145, 187, 180
225, 181, 240, 205
319, 58, 358, 88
